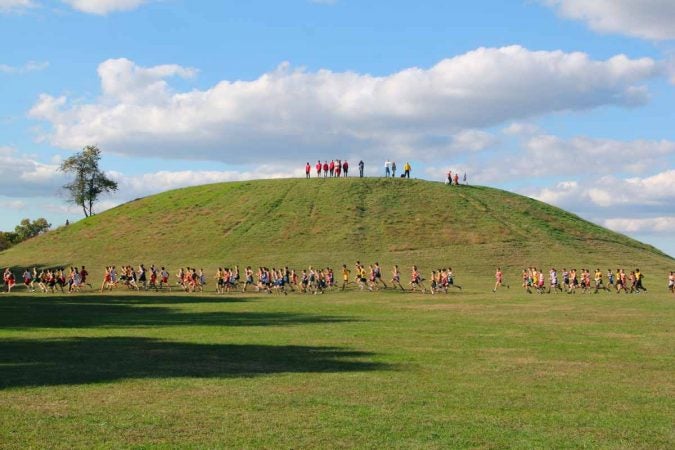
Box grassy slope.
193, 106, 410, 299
0, 178, 672, 283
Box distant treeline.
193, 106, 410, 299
0, 218, 51, 251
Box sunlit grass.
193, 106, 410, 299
1, 286, 673, 448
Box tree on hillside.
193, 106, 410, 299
0, 232, 18, 251
14, 218, 51, 242
60, 145, 118, 217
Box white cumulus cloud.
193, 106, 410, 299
603, 217, 675, 234
529, 170, 675, 210
30, 46, 662, 164
473, 134, 675, 184
0, 147, 64, 197
60, 0, 151, 15
542, 0, 675, 40
111, 166, 300, 198
0, 61, 48, 74
0, 0, 33, 12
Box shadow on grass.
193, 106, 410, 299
0, 337, 390, 389
0, 297, 355, 329
3, 292, 253, 305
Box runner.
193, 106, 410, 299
635, 268, 647, 293
373, 262, 387, 289
22, 268, 32, 292
594, 268, 608, 293
148, 266, 159, 291
522, 268, 532, 294
242, 266, 254, 292
409, 265, 426, 293
447, 267, 462, 290
160, 266, 170, 291
215, 267, 224, 294
536, 268, 546, 294
493, 267, 507, 292
548, 268, 561, 293
607, 268, 615, 289
80, 265, 91, 289
391, 265, 405, 291
429, 270, 439, 294
100, 266, 113, 293
355, 262, 368, 291
341, 264, 351, 291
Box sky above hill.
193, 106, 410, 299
1, 0, 674, 256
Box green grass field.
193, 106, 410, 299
1, 285, 673, 448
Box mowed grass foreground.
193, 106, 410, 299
1, 288, 673, 448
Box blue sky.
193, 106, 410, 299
1, 0, 674, 256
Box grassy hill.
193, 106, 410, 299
0, 178, 672, 281
2, 178, 674, 448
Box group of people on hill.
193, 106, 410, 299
306, 160, 355, 178
303, 160, 414, 179
446, 170, 467, 186
383, 160, 411, 178
493, 267, 655, 295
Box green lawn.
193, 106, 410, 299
1, 286, 673, 448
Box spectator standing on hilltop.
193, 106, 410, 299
391, 161, 397, 177
316, 160, 322, 177
463, 172, 467, 185
384, 159, 391, 177
359, 160, 364, 177
335, 160, 342, 177
342, 160, 349, 177
454, 173, 459, 185
305, 162, 311, 179
447, 170, 452, 185
322, 161, 329, 178
329, 160, 335, 177
404, 161, 411, 178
